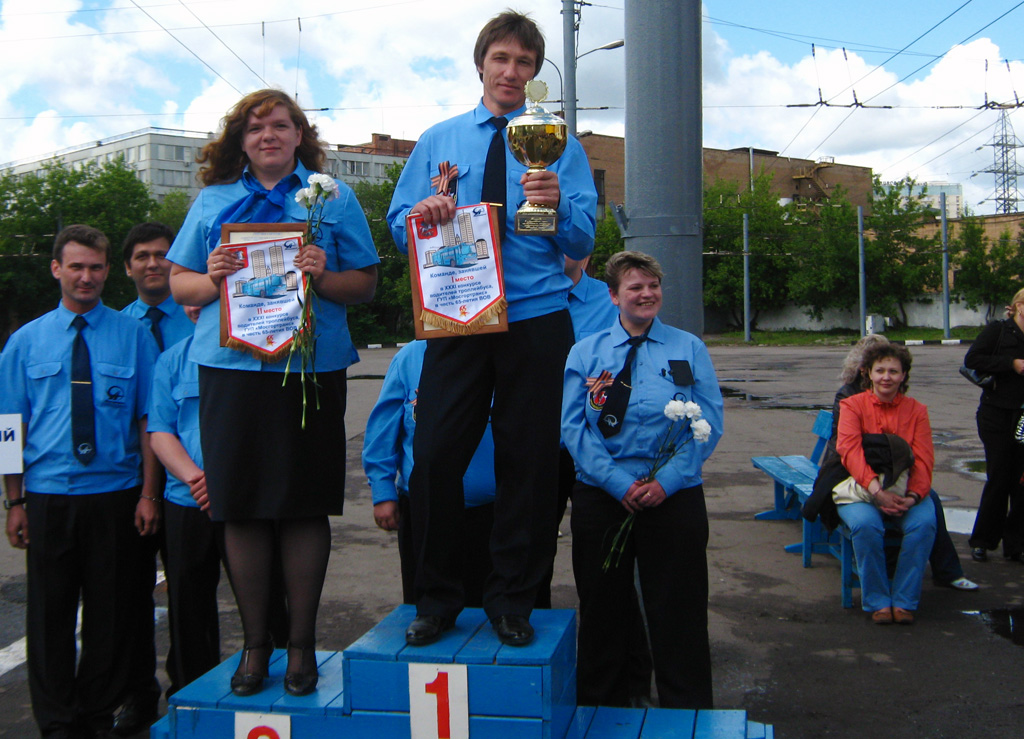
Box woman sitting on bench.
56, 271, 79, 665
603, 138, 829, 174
826, 336, 977, 592
835, 343, 937, 625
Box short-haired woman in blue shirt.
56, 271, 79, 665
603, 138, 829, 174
562, 251, 724, 709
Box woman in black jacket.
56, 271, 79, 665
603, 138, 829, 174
963, 288, 1024, 562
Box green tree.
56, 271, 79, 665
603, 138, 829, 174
952, 217, 1024, 321
151, 190, 194, 234
0, 157, 155, 341
864, 176, 941, 327
590, 207, 625, 280
702, 173, 792, 327
786, 190, 861, 320
348, 163, 413, 343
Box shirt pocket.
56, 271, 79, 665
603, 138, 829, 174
172, 380, 200, 404
95, 362, 136, 409
25, 361, 64, 410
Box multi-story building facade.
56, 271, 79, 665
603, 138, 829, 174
1, 128, 410, 203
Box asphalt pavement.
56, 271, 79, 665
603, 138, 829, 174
1, 342, 1022, 738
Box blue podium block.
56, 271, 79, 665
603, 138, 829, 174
342, 605, 576, 738
155, 605, 771, 739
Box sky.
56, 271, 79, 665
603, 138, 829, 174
1, 0, 1022, 214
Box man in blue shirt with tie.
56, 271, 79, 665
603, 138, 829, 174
121, 222, 195, 352
1, 224, 160, 739
114, 221, 196, 735
387, 10, 597, 647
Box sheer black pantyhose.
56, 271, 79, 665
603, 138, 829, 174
223, 516, 331, 662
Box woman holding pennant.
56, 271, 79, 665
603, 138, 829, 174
167, 89, 378, 697
561, 251, 723, 709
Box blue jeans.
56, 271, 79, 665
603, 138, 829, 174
837, 495, 936, 612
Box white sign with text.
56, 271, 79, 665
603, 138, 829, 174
408, 663, 469, 739
0, 415, 23, 475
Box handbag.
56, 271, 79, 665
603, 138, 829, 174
960, 321, 1006, 389
959, 365, 994, 388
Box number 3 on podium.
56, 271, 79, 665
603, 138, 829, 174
408, 663, 469, 739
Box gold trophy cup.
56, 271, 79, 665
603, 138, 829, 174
506, 80, 568, 235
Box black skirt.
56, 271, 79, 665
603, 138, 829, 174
198, 366, 347, 521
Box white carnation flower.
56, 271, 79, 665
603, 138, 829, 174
664, 399, 687, 421
682, 401, 702, 420
307, 172, 340, 200
691, 418, 712, 443
295, 187, 313, 208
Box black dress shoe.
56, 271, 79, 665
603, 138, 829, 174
1004, 551, 1024, 563
230, 642, 273, 697
971, 547, 988, 562
406, 615, 455, 646
492, 615, 534, 646
284, 644, 319, 696
111, 693, 159, 736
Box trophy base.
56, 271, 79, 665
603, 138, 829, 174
515, 205, 558, 235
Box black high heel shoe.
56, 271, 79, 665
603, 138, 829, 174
284, 643, 319, 696
230, 641, 273, 697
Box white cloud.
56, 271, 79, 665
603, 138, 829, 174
0, 1, 1019, 213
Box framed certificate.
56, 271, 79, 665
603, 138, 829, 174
219, 223, 308, 361
406, 203, 508, 339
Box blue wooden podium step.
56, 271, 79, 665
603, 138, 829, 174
156, 605, 772, 738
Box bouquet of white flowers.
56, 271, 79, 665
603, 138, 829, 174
284, 173, 340, 428
603, 398, 712, 571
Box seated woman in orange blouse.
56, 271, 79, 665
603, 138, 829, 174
836, 343, 936, 625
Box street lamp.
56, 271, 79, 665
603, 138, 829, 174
563, 39, 624, 136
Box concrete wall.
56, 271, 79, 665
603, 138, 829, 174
705, 296, 994, 333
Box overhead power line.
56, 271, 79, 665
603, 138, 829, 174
128, 0, 242, 95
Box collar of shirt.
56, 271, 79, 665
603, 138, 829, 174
57, 300, 107, 331
473, 100, 526, 128
608, 315, 667, 348
868, 391, 905, 408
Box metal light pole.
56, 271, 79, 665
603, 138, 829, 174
561, 0, 623, 137
620, 0, 702, 334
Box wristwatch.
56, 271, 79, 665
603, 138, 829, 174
4, 497, 26, 510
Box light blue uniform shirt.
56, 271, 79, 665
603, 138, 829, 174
387, 101, 598, 323
167, 162, 380, 372
146, 336, 202, 508
362, 341, 496, 508
569, 273, 618, 343
562, 317, 724, 500
122, 295, 196, 352
0, 302, 159, 494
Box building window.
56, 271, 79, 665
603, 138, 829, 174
344, 160, 369, 177
594, 169, 606, 219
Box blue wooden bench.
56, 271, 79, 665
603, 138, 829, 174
752, 409, 833, 522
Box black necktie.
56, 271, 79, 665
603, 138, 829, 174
71, 315, 96, 465
145, 306, 165, 352
480, 116, 508, 240
599, 335, 647, 438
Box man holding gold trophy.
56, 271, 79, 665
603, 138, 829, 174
387, 10, 597, 647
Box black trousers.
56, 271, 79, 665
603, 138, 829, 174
120, 525, 161, 709
398, 496, 494, 608
970, 404, 1024, 556
163, 501, 223, 695
571, 483, 713, 709
410, 310, 572, 620
25, 489, 141, 738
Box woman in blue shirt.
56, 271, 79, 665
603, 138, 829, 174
167, 90, 379, 698
562, 251, 723, 709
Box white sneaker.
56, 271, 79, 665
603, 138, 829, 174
946, 577, 979, 591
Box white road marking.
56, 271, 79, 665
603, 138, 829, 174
0, 570, 167, 678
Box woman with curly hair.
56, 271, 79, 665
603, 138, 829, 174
167, 89, 378, 696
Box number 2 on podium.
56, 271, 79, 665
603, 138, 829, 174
408, 663, 469, 739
